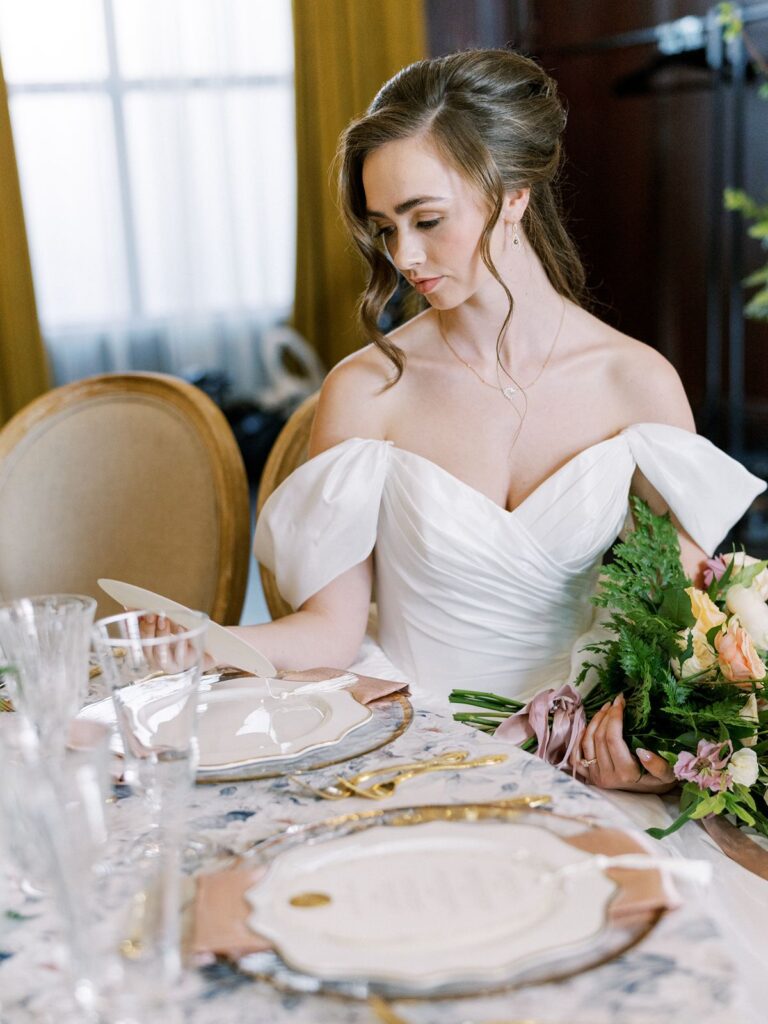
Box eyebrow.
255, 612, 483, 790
366, 195, 448, 218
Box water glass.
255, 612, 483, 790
0, 594, 96, 755
91, 609, 208, 833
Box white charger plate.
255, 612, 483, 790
80, 677, 372, 771
245, 819, 616, 990
196, 681, 372, 769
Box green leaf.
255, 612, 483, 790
743, 266, 768, 287
728, 559, 768, 590
706, 623, 723, 647
658, 587, 695, 628
647, 806, 695, 839
689, 793, 727, 819
729, 802, 756, 826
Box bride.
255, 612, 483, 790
238, 48, 764, 797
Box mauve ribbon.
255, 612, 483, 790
495, 683, 586, 770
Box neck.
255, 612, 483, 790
437, 247, 565, 371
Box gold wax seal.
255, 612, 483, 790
289, 891, 332, 908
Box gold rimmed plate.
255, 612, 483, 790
197, 691, 412, 784
80, 684, 412, 784
232, 803, 663, 1000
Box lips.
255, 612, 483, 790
411, 276, 443, 295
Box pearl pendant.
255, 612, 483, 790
502, 385, 518, 398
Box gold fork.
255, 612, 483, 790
291, 751, 508, 800
291, 749, 471, 800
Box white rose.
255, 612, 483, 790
739, 693, 760, 747
723, 553, 768, 601
728, 747, 759, 787
725, 585, 768, 650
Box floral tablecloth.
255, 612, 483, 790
0, 697, 759, 1024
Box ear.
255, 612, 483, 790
501, 188, 530, 224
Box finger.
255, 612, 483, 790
581, 702, 611, 759
636, 748, 675, 784
575, 702, 611, 780
139, 613, 157, 639
603, 697, 641, 781
593, 703, 617, 776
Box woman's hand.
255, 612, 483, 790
136, 612, 216, 672
570, 693, 676, 793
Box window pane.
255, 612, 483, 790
10, 94, 130, 327
0, 0, 107, 83
227, 86, 296, 311
126, 86, 293, 318
114, 0, 292, 80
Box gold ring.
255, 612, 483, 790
580, 757, 597, 768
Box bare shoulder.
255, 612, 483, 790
573, 309, 694, 432
309, 311, 433, 456
611, 333, 694, 431
308, 343, 399, 456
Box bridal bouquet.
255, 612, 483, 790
450, 499, 768, 840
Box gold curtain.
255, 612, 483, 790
0, 58, 49, 426
292, 0, 426, 368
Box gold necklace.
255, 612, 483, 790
437, 297, 567, 399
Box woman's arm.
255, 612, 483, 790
229, 349, 392, 671
229, 557, 374, 671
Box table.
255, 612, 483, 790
0, 697, 758, 1024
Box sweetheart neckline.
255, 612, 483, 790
388, 434, 626, 516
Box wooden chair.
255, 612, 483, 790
256, 392, 319, 620
0, 372, 250, 624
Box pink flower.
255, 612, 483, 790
495, 683, 586, 770
673, 739, 733, 792
703, 554, 729, 589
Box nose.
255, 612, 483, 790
386, 229, 425, 273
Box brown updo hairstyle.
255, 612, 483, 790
337, 49, 586, 384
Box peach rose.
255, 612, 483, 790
686, 587, 727, 634
715, 617, 766, 686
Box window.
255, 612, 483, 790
0, 0, 295, 389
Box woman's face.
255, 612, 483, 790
362, 135, 506, 309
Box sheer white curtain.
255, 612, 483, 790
0, 0, 297, 399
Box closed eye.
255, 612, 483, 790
372, 218, 441, 240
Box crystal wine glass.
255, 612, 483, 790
0, 594, 96, 757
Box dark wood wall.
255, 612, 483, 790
426, 1, 768, 452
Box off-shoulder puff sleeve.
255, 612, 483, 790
253, 438, 392, 610
623, 423, 766, 555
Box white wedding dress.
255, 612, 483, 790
255, 422, 764, 699
256, 422, 768, 1009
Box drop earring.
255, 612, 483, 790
512, 222, 521, 248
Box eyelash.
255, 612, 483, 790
373, 218, 441, 239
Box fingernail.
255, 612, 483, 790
145, 614, 156, 624
637, 748, 651, 762
601, 701, 611, 711
158, 614, 166, 628
613, 693, 624, 707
